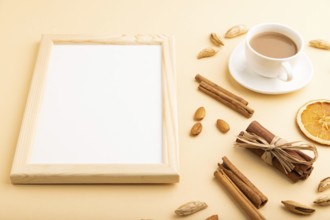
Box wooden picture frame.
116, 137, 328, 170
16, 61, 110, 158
10, 34, 179, 184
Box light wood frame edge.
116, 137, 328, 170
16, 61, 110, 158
10, 34, 179, 184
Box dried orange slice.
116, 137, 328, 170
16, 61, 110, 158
296, 99, 330, 145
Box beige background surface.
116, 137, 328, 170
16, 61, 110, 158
1, 0, 330, 219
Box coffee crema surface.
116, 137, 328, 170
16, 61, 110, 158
250, 32, 298, 58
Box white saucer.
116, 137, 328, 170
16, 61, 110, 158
228, 42, 313, 94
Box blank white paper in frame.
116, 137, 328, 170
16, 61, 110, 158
10, 35, 179, 184
32, 44, 163, 164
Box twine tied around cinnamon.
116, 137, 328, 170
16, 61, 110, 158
235, 131, 318, 174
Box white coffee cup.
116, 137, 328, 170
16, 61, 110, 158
245, 23, 304, 81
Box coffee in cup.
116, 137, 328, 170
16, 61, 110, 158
245, 23, 304, 81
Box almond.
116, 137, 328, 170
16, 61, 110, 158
206, 214, 219, 220
225, 24, 248, 38
216, 119, 230, 133
191, 122, 202, 136
281, 200, 315, 215
194, 106, 206, 121
197, 47, 218, 59
210, 33, 224, 46
318, 177, 330, 192
309, 39, 330, 50
314, 194, 330, 206
175, 201, 208, 216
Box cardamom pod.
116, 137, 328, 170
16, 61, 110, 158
210, 33, 224, 46
225, 24, 248, 38
309, 39, 330, 50
194, 106, 206, 121
318, 177, 330, 192
175, 201, 208, 216
314, 194, 330, 206
197, 47, 218, 59
281, 200, 315, 215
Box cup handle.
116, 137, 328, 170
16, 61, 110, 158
278, 62, 293, 81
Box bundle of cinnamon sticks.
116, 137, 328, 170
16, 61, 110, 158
236, 121, 317, 182
214, 157, 267, 220
195, 74, 254, 118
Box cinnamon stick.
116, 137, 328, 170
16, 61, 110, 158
220, 156, 268, 208
219, 165, 263, 208
198, 82, 254, 118
238, 121, 315, 182
214, 170, 266, 220
195, 74, 254, 118
195, 74, 249, 105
